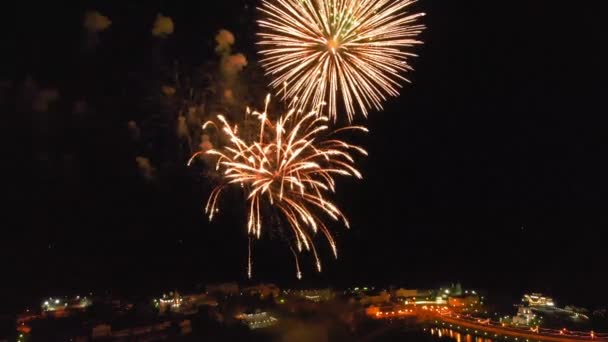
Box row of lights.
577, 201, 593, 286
428, 326, 548, 342
435, 314, 603, 340
375, 309, 415, 317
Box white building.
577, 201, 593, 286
512, 306, 536, 325
522, 293, 554, 307
236, 312, 278, 329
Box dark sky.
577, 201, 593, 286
9, 0, 608, 312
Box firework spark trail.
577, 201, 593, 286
190, 96, 367, 278
257, 0, 425, 122
248, 236, 253, 279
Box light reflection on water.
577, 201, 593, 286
428, 327, 493, 342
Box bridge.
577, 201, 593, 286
430, 311, 608, 342
368, 305, 608, 342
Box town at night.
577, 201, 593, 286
11, 283, 608, 340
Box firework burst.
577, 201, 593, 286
189, 96, 367, 278
257, 0, 425, 121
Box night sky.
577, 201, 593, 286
9, 1, 608, 313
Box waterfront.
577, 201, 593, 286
9, 282, 608, 341
427, 327, 503, 342
371, 326, 598, 342
362, 326, 495, 342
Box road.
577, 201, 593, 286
432, 312, 608, 342
369, 305, 608, 341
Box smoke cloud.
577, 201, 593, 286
135, 156, 155, 181
161, 85, 176, 96
215, 29, 235, 54
152, 14, 174, 37
221, 53, 248, 76
83, 11, 112, 33
176, 116, 190, 139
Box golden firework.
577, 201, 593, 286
189, 96, 367, 278
258, 0, 425, 121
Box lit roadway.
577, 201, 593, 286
370, 306, 608, 342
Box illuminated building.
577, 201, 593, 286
157, 291, 183, 313
393, 288, 432, 300
156, 291, 218, 314
181, 293, 218, 308
448, 294, 481, 308
294, 288, 335, 302
511, 305, 537, 325
345, 286, 374, 295
236, 312, 278, 329
439, 283, 463, 298
522, 293, 555, 307
152, 291, 218, 314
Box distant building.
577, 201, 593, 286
156, 291, 218, 314
236, 312, 278, 329
402, 296, 446, 306
448, 294, 481, 308
157, 291, 183, 313
294, 288, 335, 302
344, 286, 375, 296
360, 291, 391, 305
512, 306, 536, 325
393, 288, 433, 300
439, 283, 463, 298
522, 293, 554, 307
182, 293, 218, 308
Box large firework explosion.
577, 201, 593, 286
189, 96, 367, 278
257, 0, 425, 121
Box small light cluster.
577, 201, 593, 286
41, 296, 90, 312
375, 308, 415, 318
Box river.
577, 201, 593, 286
369, 326, 497, 342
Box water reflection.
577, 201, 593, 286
428, 327, 493, 342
